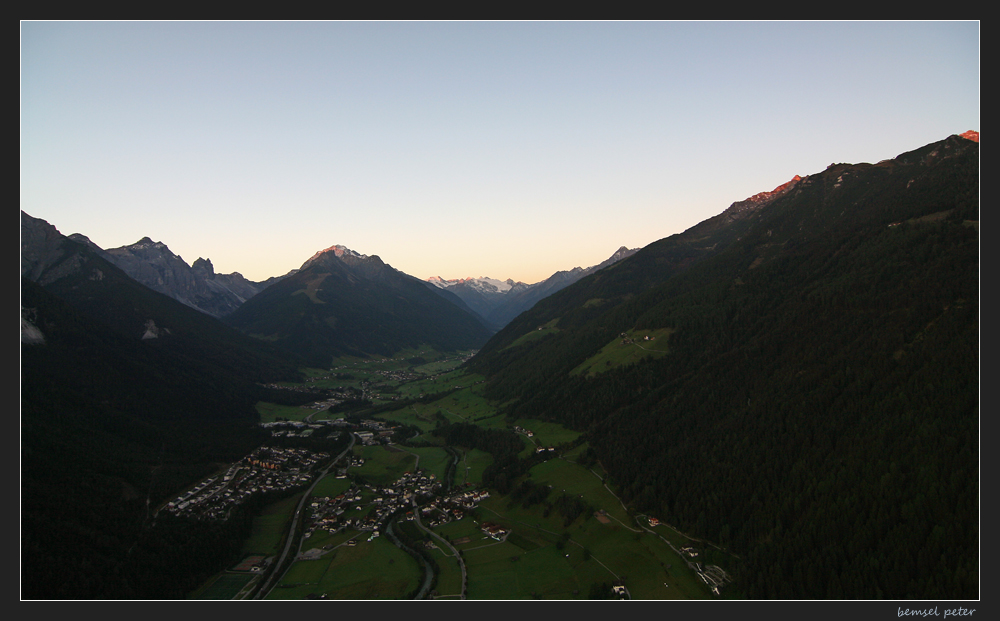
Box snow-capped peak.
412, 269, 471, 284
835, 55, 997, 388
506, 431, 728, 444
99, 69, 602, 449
426, 276, 526, 293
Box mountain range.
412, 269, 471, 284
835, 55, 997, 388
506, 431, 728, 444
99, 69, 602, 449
64, 233, 267, 318
222, 244, 495, 366
426, 246, 638, 331
24, 212, 639, 363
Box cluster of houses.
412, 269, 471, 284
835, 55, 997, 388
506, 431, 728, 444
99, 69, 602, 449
304, 470, 443, 541
618, 332, 656, 345
419, 488, 491, 527
260, 416, 402, 443
373, 368, 421, 384
163, 447, 328, 522
263, 420, 339, 438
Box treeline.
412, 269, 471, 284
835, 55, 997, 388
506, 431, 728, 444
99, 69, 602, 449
431, 423, 557, 494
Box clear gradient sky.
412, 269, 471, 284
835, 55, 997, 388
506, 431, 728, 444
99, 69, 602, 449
20, 21, 980, 284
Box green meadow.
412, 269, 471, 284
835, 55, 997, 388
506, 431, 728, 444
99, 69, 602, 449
570, 328, 673, 377
454, 448, 492, 487
513, 418, 582, 447
269, 536, 420, 600
256, 401, 315, 423
193, 572, 255, 600
502, 318, 560, 350
404, 446, 452, 482
352, 444, 419, 486
310, 473, 353, 499
376, 402, 450, 433
241, 493, 302, 557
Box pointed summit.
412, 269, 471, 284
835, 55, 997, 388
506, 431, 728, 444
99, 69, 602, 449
192, 257, 215, 276
301, 244, 370, 270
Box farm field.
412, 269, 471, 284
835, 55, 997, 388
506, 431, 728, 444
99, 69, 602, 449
268, 536, 421, 600
256, 401, 314, 423
513, 418, 582, 448
352, 444, 419, 486
310, 473, 354, 499
242, 493, 303, 557
194, 572, 256, 600
570, 328, 673, 378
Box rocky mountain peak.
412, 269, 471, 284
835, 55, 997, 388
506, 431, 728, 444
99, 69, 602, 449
129, 237, 167, 250
302, 244, 370, 270
724, 174, 803, 218
192, 257, 215, 276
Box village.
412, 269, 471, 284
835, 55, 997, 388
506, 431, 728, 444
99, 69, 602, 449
168, 369, 731, 600
164, 446, 330, 521
163, 427, 498, 552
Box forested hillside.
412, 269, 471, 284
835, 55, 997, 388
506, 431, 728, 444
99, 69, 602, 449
467, 134, 979, 598
224, 247, 493, 366
21, 220, 304, 598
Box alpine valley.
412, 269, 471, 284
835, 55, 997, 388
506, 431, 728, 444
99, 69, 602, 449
20, 132, 979, 600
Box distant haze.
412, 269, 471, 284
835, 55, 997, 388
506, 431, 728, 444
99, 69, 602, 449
20, 21, 980, 283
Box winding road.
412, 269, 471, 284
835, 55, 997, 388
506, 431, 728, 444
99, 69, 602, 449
253, 432, 356, 599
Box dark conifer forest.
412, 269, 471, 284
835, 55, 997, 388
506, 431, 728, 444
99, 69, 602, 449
468, 134, 979, 598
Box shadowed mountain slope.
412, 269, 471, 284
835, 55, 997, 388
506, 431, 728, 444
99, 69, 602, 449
467, 133, 979, 599
21, 212, 304, 598
224, 245, 494, 366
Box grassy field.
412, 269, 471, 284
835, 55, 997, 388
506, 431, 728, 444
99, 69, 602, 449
432, 516, 487, 546
376, 402, 447, 433
268, 536, 421, 600
429, 550, 464, 597
405, 446, 452, 482
502, 318, 560, 350
394, 371, 482, 400
466, 543, 607, 599
192, 572, 256, 600
468, 453, 712, 600
453, 448, 492, 487
570, 328, 673, 377
467, 496, 705, 599
513, 419, 582, 448
526, 457, 631, 525
256, 401, 315, 423
433, 385, 497, 422
311, 473, 353, 499
241, 493, 303, 557
352, 444, 419, 486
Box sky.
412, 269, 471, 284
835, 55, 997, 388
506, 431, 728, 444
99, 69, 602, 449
20, 21, 980, 284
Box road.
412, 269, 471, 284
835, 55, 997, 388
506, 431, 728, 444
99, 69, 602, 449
253, 432, 356, 599
412, 502, 467, 599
